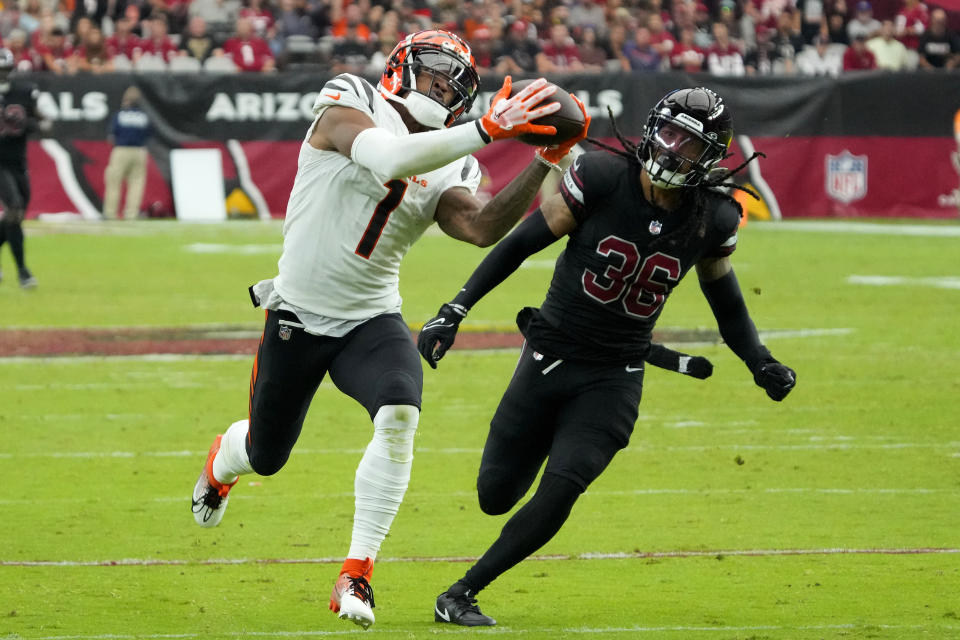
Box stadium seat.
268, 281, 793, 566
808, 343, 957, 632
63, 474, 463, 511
134, 54, 168, 73
203, 56, 239, 73
112, 54, 133, 71
904, 49, 920, 71
169, 56, 202, 73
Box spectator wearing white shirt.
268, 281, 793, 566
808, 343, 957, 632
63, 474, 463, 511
847, 1, 881, 42
867, 20, 911, 70
795, 34, 844, 75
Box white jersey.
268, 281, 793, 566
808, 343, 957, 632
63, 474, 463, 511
272, 73, 482, 327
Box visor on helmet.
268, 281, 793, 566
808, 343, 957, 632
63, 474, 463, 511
642, 113, 726, 188
407, 48, 477, 114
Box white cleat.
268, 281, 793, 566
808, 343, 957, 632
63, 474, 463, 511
191, 435, 236, 528
330, 572, 375, 630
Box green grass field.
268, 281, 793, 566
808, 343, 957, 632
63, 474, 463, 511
1, 219, 959, 639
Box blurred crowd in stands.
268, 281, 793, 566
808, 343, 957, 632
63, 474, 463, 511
0, 0, 957, 75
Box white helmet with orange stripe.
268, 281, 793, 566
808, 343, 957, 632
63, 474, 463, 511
379, 30, 480, 130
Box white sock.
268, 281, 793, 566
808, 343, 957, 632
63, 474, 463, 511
347, 404, 418, 560
212, 419, 254, 485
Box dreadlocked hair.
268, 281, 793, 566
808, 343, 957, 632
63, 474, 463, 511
585, 107, 765, 252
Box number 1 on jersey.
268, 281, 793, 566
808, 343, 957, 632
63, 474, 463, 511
355, 179, 408, 259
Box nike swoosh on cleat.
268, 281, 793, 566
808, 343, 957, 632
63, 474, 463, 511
435, 606, 451, 622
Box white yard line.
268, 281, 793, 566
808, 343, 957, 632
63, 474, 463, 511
848, 275, 960, 290
753, 220, 960, 237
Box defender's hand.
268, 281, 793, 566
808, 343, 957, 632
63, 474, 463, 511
417, 303, 468, 369
479, 77, 560, 142
537, 94, 591, 165
680, 355, 714, 380
753, 360, 797, 401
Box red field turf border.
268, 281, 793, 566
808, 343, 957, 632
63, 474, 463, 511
0, 327, 720, 357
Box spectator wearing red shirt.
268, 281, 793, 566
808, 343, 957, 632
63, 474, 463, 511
107, 16, 145, 61
537, 23, 584, 72
6, 29, 41, 72
74, 26, 115, 73
895, 0, 929, 50
143, 14, 179, 62
647, 13, 676, 58
35, 26, 74, 74
706, 22, 746, 75
239, 0, 275, 39
222, 16, 276, 71
843, 32, 878, 69
469, 25, 496, 73
670, 26, 705, 71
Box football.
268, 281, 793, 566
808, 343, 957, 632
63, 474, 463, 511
508, 79, 585, 147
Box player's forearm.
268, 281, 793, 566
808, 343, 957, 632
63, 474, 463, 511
350, 122, 488, 180
452, 208, 558, 310
700, 269, 771, 371
467, 160, 553, 246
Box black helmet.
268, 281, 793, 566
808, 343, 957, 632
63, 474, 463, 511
638, 87, 733, 189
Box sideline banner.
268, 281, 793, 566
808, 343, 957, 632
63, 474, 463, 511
25, 71, 960, 219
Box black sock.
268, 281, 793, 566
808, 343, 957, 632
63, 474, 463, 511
461, 473, 583, 593
5, 222, 25, 271
445, 580, 473, 597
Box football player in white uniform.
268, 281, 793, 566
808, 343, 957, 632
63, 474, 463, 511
191, 30, 590, 630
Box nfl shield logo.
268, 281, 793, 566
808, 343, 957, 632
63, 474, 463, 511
278, 325, 292, 341
649, 220, 663, 235
826, 151, 868, 204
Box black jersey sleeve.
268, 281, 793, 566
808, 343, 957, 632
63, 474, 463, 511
703, 191, 743, 258
559, 151, 624, 225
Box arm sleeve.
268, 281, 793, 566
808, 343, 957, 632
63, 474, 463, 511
312, 72, 489, 181
699, 269, 771, 372
646, 343, 689, 372
350, 122, 488, 181
451, 208, 560, 310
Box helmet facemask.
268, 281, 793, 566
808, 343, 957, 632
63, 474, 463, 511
639, 109, 729, 189
381, 32, 479, 129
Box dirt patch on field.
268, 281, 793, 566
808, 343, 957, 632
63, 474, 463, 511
0, 326, 719, 358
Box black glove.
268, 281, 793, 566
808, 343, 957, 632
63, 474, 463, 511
753, 359, 797, 401
417, 303, 467, 369
681, 355, 714, 380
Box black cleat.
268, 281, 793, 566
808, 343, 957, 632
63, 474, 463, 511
18, 268, 37, 289
434, 591, 496, 626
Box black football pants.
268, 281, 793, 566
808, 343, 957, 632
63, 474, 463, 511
461, 342, 645, 592
245, 309, 423, 476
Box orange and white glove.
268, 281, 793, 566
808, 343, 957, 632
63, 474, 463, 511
477, 76, 561, 142
537, 94, 591, 167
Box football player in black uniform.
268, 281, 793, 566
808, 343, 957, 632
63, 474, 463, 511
0, 48, 45, 289
418, 87, 797, 626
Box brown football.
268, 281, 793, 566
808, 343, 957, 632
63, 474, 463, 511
507, 79, 585, 146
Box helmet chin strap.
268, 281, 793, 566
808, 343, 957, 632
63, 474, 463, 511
386, 91, 449, 130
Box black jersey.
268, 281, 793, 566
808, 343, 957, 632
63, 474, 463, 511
520, 151, 741, 364
0, 81, 40, 169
